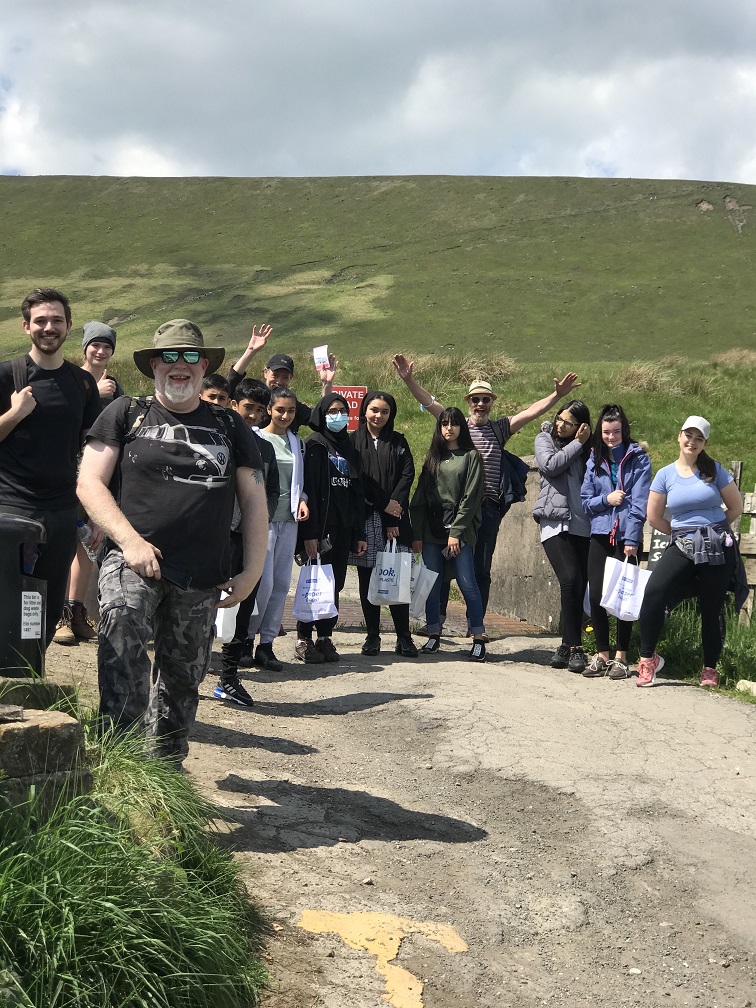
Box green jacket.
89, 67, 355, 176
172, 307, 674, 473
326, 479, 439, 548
410, 449, 485, 548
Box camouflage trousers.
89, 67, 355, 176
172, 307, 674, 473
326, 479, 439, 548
97, 549, 218, 764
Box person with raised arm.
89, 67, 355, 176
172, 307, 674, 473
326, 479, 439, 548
227, 323, 338, 433
392, 353, 580, 628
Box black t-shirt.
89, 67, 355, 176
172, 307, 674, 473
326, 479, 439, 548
86, 398, 263, 589
0, 356, 101, 510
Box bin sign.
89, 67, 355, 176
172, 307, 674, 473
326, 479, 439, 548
331, 386, 367, 432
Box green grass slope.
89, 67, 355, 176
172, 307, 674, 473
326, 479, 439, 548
1, 175, 754, 364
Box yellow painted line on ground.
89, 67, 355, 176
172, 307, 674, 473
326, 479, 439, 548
298, 909, 467, 1008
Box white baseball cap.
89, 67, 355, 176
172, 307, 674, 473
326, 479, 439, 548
681, 415, 711, 440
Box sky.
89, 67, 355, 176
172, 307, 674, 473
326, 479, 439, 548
1, 0, 755, 182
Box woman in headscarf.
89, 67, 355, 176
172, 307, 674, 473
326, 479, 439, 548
350, 390, 418, 658
294, 393, 367, 664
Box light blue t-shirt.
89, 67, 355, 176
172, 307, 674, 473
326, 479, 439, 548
651, 461, 733, 529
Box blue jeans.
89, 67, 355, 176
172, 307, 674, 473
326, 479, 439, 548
439, 500, 502, 624
423, 542, 485, 635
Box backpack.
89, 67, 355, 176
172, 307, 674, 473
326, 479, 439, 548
123, 395, 237, 445
488, 420, 529, 515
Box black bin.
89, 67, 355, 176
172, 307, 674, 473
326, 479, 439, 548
0, 514, 47, 678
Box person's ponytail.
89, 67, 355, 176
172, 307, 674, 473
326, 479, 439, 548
697, 450, 716, 483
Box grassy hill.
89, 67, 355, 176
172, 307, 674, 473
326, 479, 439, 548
2, 174, 755, 482
1, 175, 754, 365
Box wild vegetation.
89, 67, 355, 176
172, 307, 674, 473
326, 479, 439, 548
0, 716, 270, 1008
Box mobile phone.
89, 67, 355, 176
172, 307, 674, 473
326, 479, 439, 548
158, 560, 192, 589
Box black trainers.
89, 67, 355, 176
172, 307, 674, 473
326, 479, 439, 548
550, 643, 571, 668
213, 679, 255, 707
468, 640, 486, 662
254, 646, 283, 672
567, 647, 587, 674
315, 637, 340, 662
395, 634, 418, 658
420, 635, 441, 654
361, 634, 381, 656
294, 639, 325, 664
238, 638, 255, 669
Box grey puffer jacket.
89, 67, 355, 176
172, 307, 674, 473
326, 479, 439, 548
532, 422, 588, 524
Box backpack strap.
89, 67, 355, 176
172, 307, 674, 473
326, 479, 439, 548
124, 396, 154, 442
10, 356, 27, 393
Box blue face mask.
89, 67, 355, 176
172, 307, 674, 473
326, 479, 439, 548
325, 413, 349, 432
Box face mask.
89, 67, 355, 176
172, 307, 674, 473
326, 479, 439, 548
325, 413, 349, 432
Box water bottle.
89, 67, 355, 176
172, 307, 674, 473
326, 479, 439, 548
77, 519, 99, 562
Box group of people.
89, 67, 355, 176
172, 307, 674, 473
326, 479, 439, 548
0, 288, 745, 770
534, 400, 743, 687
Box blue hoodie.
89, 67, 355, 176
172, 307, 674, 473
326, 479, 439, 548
580, 442, 651, 546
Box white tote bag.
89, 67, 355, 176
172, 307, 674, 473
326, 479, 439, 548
409, 556, 439, 619
600, 556, 652, 622
215, 590, 256, 642
367, 539, 413, 606
292, 557, 338, 622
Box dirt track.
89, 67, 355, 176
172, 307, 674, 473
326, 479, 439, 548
49, 576, 756, 1008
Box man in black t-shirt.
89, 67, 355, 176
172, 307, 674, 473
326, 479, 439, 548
78, 319, 268, 766
0, 288, 101, 647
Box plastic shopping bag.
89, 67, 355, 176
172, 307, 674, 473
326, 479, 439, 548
600, 556, 652, 622
292, 557, 338, 622
215, 590, 256, 642
367, 539, 412, 605
409, 556, 439, 619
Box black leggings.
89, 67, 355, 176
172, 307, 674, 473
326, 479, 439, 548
588, 534, 635, 653
357, 565, 410, 637
638, 543, 736, 668
296, 534, 351, 640
541, 532, 590, 647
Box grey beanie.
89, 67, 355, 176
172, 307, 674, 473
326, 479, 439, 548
82, 321, 117, 352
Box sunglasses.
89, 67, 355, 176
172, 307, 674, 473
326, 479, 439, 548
155, 350, 203, 364
469, 396, 492, 405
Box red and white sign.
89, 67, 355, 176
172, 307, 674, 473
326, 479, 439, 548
332, 385, 367, 432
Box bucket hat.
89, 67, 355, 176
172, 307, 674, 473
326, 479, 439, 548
133, 319, 225, 377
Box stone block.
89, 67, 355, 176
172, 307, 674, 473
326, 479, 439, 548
736, 679, 756, 697
0, 676, 77, 710
0, 768, 93, 813
0, 710, 85, 778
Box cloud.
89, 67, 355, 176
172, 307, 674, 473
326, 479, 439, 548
1, 0, 755, 181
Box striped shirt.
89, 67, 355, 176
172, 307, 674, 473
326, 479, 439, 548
467, 417, 512, 500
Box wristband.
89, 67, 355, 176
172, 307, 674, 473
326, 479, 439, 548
420, 395, 436, 413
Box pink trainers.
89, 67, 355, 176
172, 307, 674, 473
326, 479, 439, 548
700, 667, 719, 688
636, 653, 665, 687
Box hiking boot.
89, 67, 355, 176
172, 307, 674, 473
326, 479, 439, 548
254, 646, 283, 672
549, 643, 570, 668
69, 600, 98, 641
395, 634, 418, 658
361, 634, 381, 656
213, 679, 255, 707
636, 653, 664, 687
315, 637, 340, 663
608, 659, 630, 680
700, 666, 719, 688
278, 624, 287, 637
238, 638, 255, 669
420, 635, 441, 654
567, 647, 587, 674
294, 639, 325, 664
582, 654, 610, 677
53, 605, 77, 646
468, 640, 486, 662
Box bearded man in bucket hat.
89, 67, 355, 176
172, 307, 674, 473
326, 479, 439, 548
78, 319, 268, 766
393, 353, 580, 632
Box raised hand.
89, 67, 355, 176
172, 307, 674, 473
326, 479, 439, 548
318, 352, 338, 384
97, 370, 116, 397
554, 372, 581, 398
246, 323, 273, 354
392, 354, 414, 382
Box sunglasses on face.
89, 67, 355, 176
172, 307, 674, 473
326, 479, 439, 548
155, 350, 203, 364
469, 396, 492, 405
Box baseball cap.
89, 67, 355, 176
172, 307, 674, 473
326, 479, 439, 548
266, 353, 294, 374
681, 415, 711, 440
